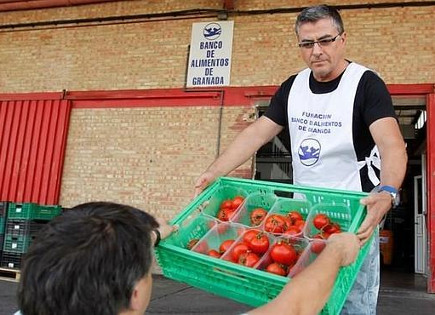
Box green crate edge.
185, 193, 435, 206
157, 177, 371, 313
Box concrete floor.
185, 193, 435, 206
1, 269, 435, 314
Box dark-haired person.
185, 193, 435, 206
15, 201, 359, 315
194, 4, 407, 314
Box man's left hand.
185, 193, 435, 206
357, 192, 392, 245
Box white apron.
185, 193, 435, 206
288, 63, 380, 191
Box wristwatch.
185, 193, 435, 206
378, 185, 400, 208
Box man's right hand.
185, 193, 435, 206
194, 171, 217, 197
327, 232, 360, 266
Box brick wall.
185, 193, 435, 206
60, 105, 255, 218
1, 0, 433, 219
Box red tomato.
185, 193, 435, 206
242, 230, 258, 244
311, 235, 326, 254
231, 196, 245, 209
220, 199, 233, 209
250, 208, 268, 226
266, 262, 288, 276
283, 225, 301, 236
324, 223, 341, 235
313, 213, 330, 230
288, 211, 303, 223
270, 241, 298, 265
282, 215, 293, 231
219, 239, 235, 254
294, 219, 305, 230
208, 249, 221, 258
264, 215, 286, 233
248, 232, 270, 255
217, 208, 235, 221
231, 242, 250, 262
238, 252, 260, 268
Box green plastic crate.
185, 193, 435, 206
7, 203, 61, 220
0, 217, 5, 234
3, 234, 33, 253
155, 177, 372, 315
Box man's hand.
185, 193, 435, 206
357, 192, 392, 245
194, 171, 217, 197
327, 232, 360, 266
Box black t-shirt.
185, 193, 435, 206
264, 65, 396, 192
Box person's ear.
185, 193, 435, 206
129, 274, 153, 312
130, 285, 143, 311
340, 31, 347, 43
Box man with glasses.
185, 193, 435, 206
195, 4, 407, 314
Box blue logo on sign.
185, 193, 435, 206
203, 23, 222, 40
298, 138, 321, 166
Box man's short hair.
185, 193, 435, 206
295, 4, 345, 35
17, 202, 158, 315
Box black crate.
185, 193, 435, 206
1, 251, 24, 269
5, 220, 47, 238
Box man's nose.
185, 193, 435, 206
312, 42, 323, 55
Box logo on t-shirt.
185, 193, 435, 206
298, 138, 320, 166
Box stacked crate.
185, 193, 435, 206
1, 203, 62, 269
0, 202, 8, 262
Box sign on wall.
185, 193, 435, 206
186, 21, 234, 87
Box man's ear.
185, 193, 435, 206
129, 274, 152, 312
130, 285, 142, 311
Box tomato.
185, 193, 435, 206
270, 241, 298, 265
266, 262, 288, 276
313, 213, 330, 230
238, 252, 260, 268
217, 208, 235, 221
248, 232, 270, 255
288, 211, 303, 224
283, 225, 301, 236
220, 199, 233, 209
282, 215, 293, 230
242, 230, 258, 244
232, 196, 245, 209
264, 215, 286, 233
219, 239, 235, 254
294, 219, 305, 230
186, 238, 199, 250
311, 235, 326, 254
324, 223, 341, 235
231, 242, 250, 262
208, 249, 221, 258
250, 208, 268, 226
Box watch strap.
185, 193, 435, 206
378, 185, 398, 194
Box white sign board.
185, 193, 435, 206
186, 21, 234, 87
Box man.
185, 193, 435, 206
195, 5, 407, 314
16, 201, 360, 315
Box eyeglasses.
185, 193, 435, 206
298, 33, 342, 49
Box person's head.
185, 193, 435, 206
17, 202, 159, 315
294, 5, 347, 81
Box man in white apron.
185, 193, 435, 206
195, 5, 407, 314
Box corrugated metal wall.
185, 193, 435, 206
0, 99, 71, 205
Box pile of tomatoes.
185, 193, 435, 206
264, 240, 301, 276
311, 213, 342, 239
227, 230, 270, 267
263, 210, 305, 236
215, 196, 245, 221
309, 213, 342, 254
